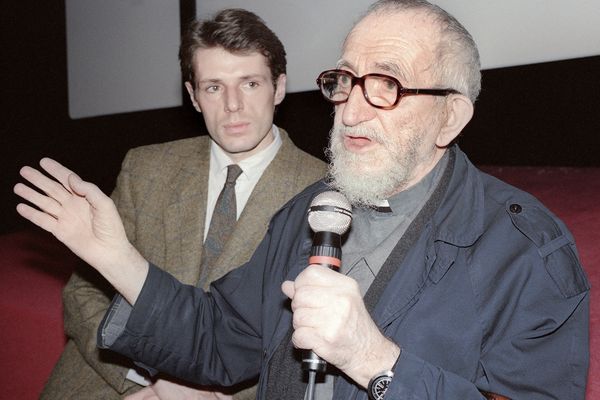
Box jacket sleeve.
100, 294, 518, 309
61, 151, 140, 393
382, 205, 590, 399
97, 182, 320, 392
97, 231, 275, 387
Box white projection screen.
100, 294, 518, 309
66, 0, 182, 119
67, 0, 600, 119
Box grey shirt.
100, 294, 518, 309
311, 151, 449, 400
342, 152, 449, 295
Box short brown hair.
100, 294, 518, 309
179, 8, 286, 87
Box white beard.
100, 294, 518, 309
326, 124, 424, 207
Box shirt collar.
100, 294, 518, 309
210, 125, 282, 179
383, 150, 450, 216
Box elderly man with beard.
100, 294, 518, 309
15, 0, 589, 399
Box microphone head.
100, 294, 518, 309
308, 191, 352, 235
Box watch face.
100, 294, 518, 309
371, 376, 392, 400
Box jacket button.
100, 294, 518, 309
509, 203, 522, 214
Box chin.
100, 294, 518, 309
326, 124, 421, 206
327, 153, 403, 207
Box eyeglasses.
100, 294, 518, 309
316, 69, 461, 110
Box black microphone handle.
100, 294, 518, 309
302, 231, 342, 373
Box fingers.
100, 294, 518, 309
124, 387, 158, 400
282, 278, 322, 349
14, 161, 86, 234
291, 306, 323, 330
290, 288, 351, 344
19, 165, 72, 205
39, 157, 77, 192
281, 280, 295, 299
289, 265, 358, 309
290, 285, 338, 311
39, 158, 108, 208
295, 264, 347, 288
16, 159, 110, 215
213, 393, 233, 400
15, 202, 58, 233
285, 265, 367, 359
14, 182, 62, 218
291, 326, 318, 351
68, 173, 111, 209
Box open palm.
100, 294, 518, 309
14, 158, 148, 303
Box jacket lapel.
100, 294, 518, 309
368, 147, 485, 328
366, 148, 455, 327
203, 130, 301, 286
164, 138, 210, 285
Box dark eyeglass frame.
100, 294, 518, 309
316, 69, 461, 110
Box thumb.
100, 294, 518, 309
68, 173, 110, 209
281, 280, 296, 299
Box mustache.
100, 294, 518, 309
330, 125, 387, 144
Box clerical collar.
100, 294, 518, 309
375, 151, 450, 215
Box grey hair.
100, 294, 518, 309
354, 0, 481, 103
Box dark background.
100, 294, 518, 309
2, 2, 599, 234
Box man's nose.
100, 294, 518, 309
340, 85, 376, 126
224, 88, 243, 113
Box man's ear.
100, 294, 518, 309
436, 94, 474, 147
274, 74, 287, 106
184, 81, 202, 113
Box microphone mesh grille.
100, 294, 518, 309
307, 191, 352, 234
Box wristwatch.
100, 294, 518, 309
367, 370, 394, 400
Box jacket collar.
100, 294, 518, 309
430, 145, 485, 247
164, 137, 210, 284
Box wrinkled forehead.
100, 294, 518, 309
340, 10, 440, 82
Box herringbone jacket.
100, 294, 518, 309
40, 129, 326, 399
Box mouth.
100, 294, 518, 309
344, 134, 374, 151
223, 122, 250, 134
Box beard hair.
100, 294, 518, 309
326, 124, 423, 207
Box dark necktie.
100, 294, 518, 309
198, 164, 243, 288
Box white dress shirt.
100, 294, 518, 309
204, 125, 282, 240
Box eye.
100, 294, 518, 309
339, 74, 351, 86
244, 81, 260, 89
382, 78, 397, 91
204, 84, 221, 93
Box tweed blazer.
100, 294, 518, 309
40, 129, 326, 400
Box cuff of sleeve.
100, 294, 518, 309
126, 367, 153, 386
386, 349, 426, 399
97, 263, 164, 350
98, 294, 133, 348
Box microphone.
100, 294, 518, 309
302, 191, 352, 375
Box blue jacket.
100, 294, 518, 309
100, 147, 589, 399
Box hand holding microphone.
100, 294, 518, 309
303, 191, 353, 373
281, 191, 401, 395
282, 190, 352, 399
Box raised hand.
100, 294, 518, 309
14, 158, 148, 304
281, 265, 400, 388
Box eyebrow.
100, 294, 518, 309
196, 74, 268, 86
374, 61, 405, 80
335, 60, 408, 82
336, 59, 354, 71
239, 74, 268, 81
